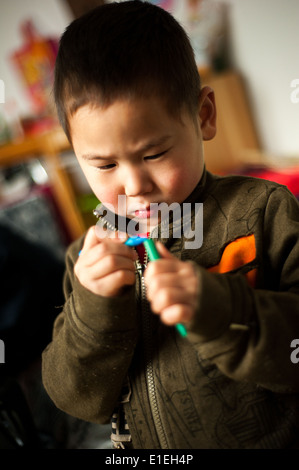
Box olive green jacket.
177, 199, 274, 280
42, 170, 299, 449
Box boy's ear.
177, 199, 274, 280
198, 86, 217, 141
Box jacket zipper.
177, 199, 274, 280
137, 255, 169, 449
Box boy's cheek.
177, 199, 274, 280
162, 169, 182, 192
163, 168, 199, 203
89, 185, 121, 213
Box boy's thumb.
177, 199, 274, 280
155, 241, 174, 259
81, 225, 100, 252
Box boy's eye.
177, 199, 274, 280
97, 163, 116, 171
144, 151, 166, 161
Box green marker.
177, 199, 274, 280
143, 238, 188, 338
143, 238, 160, 261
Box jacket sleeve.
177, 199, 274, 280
186, 186, 299, 393
42, 237, 138, 423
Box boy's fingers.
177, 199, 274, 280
81, 227, 128, 255
81, 240, 138, 269
146, 272, 197, 301
95, 223, 128, 242
149, 287, 193, 313
160, 304, 194, 326
90, 269, 136, 297
87, 252, 137, 279
155, 242, 174, 259
81, 226, 100, 252
144, 260, 181, 281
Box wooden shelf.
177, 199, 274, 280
0, 127, 86, 241
202, 71, 262, 174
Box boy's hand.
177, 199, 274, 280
74, 226, 138, 297
144, 242, 199, 326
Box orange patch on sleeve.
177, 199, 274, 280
208, 234, 257, 286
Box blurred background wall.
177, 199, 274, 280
222, 0, 299, 158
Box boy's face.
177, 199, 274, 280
69, 87, 216, 233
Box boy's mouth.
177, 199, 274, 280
127, 203, 160, 219
134, 207, 156, 219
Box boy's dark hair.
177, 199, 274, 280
54, 0, 201, 141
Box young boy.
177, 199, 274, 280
42, 1, 299, 449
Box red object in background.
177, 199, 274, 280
20, 115, 57, 137
10, 20, 58, 116
241, 166, 299, 198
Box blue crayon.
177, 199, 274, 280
124, 236, 147, 247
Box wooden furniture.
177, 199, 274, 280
203, 71, 262, 174
0, 127, 86, 241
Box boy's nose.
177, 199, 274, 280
124, 166, 153, 197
